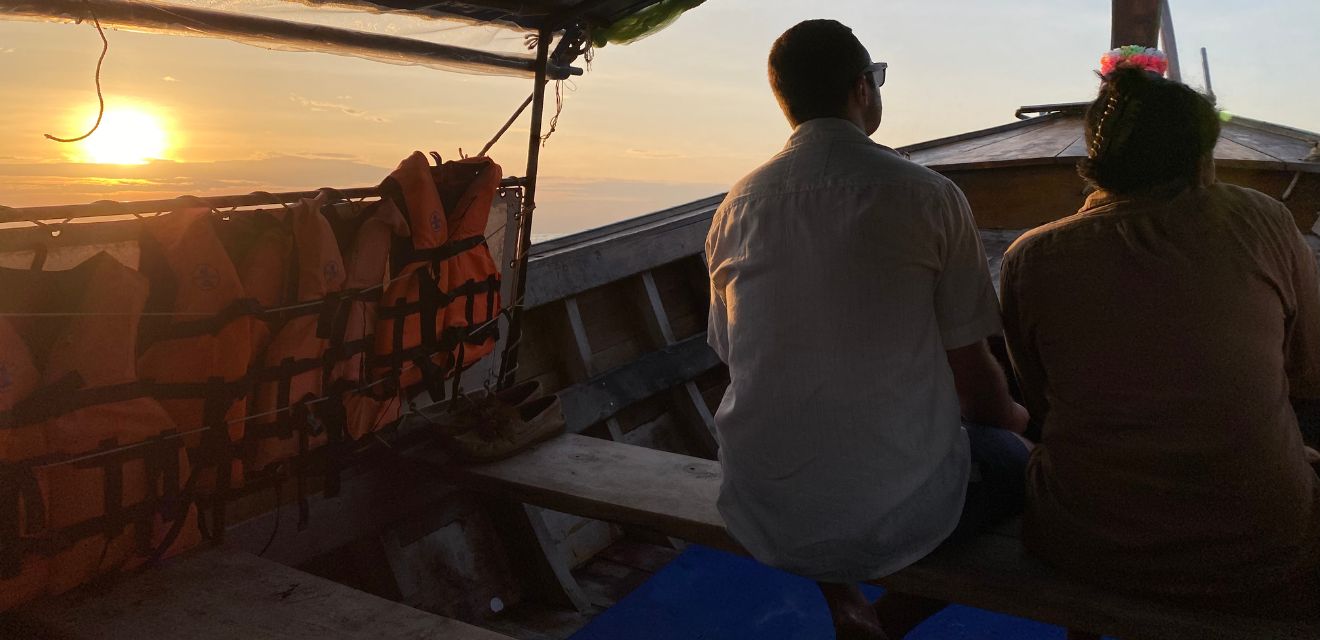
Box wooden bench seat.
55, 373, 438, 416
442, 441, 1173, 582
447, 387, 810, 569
2, 547, 512, 640
407, 433, 1320, 640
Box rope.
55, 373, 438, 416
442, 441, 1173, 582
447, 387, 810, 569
44, 1, 109, 144
0, 262, 415, 319
28, 360, 422, 471
540, 80, 566, 146
479, 93, 534, 157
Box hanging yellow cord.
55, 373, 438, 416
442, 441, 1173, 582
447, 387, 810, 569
45, 2, 109, 143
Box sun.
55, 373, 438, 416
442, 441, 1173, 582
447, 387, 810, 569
77, 107, 171, 165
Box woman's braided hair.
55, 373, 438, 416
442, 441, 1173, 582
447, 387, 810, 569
1079, 66, 1221, 194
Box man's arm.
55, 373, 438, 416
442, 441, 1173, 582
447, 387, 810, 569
930, 181, 1029, 433
998, 248, 1050, 438
947, 339, 1029, 433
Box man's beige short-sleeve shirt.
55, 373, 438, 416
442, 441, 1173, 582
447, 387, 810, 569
706, 118, 1001, 583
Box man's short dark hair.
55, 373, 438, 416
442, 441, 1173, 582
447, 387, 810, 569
768, 20, 871, 126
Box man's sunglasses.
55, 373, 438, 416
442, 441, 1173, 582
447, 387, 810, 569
862, 62, 887, 89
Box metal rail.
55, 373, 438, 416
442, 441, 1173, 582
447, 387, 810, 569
0, 178, 528, 223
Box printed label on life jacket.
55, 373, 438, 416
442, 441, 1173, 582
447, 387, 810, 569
192, 263, 220, 291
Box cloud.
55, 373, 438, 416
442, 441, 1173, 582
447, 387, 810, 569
625, 148, 687, 160
161, 76, 179, 82
289, 94, 389, 123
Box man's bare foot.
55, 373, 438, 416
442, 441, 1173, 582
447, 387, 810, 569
818, 582, 889, 639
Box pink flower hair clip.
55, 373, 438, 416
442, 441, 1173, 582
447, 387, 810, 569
1099, 45, 1169, 77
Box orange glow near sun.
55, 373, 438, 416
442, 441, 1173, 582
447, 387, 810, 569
76, 106, 172, 164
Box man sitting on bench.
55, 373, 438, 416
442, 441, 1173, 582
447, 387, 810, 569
705, 19, 1030, 640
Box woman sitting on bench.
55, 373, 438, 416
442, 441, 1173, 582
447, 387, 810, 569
1000, 47, 1320, 620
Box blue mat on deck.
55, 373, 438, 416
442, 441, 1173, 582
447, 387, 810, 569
570, 544, 1067, 640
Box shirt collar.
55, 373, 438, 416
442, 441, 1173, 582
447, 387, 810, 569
785, 118, 874, 149
1079, 181, 1209, 214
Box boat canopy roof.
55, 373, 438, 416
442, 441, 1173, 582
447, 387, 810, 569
902, 102, 1320, 174
0, 0, 706, 77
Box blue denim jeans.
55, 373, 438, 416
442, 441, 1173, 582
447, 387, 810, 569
944, 422, 1030, 544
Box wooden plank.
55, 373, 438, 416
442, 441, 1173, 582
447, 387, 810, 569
943, 164, 1089, 229
1220, 123, 1309, 163
1214, 137, 1280, 162
560, 298, 625, 440
416, 434, 1320, 640
529, 195, 723, 257
411, 435, 734, 552
630, 272, 719, 456
1056, 133, 1089, 159
8, 548, 511, 640
556, 334, 722, 433
524, 212, 713, 308
931, 117, 1085, 167
481, 499, 596, 615
517, 296, 627, 611
902, 116, 1052, 163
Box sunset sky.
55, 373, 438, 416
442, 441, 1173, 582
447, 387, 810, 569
1, 0, 1317, 235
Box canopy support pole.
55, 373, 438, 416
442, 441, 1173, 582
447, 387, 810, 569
498, 26, 553, 389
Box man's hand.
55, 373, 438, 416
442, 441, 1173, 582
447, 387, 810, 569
1004, 401, 1030, 435
947, 339, 1029, 434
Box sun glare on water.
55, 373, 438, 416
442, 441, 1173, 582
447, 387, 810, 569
77, 107, 171, 165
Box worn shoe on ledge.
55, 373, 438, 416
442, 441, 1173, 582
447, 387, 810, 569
450, 394, 564, 462
420, 380, 543, 436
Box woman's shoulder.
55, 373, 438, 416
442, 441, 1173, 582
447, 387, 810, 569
1002, 211, 1094, 264
1206, 183, 1294, 222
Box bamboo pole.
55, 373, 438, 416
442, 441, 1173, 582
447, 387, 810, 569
1111, 0, 1161, 49
1158, 0, 1181, 82
497, 26, 553, 389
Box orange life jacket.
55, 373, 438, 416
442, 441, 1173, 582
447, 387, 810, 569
374, 153, 503, 397
436, 157, 503, 370
0, 311, 46, 610
335, 199, 409, 440
375, 152, 449, 395
0, 253, 199, 609
247, 195, 347, 475
137, 209, 253, 494
224, 212, 295, 363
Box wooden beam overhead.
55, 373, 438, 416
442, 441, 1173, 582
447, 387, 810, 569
1111, 0, 1161, 48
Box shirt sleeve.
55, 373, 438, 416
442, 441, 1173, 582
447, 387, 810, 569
705, 225, 730, 363
999, 248, 1050, 426
1284, 225, 1320, 400
933, 181, 1002, 349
